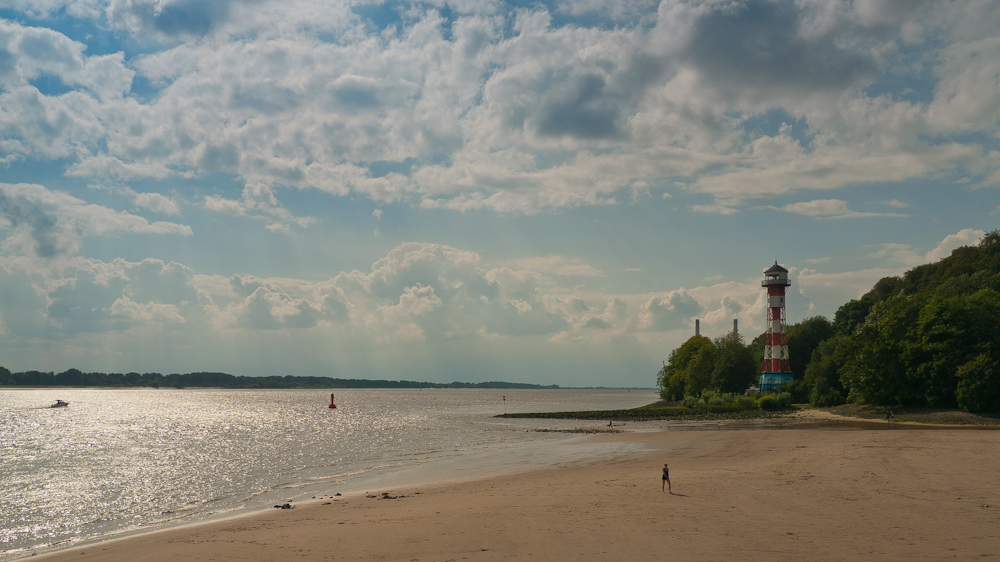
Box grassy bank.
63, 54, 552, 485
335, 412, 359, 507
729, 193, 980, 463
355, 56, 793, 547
497, 400, 792, 422
499, 401, 1000, 425
821, 404, 1000, 426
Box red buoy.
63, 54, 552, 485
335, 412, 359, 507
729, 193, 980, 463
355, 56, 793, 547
328, 393, 337, 409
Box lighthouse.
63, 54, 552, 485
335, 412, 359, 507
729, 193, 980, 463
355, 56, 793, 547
760, 262, 792, 392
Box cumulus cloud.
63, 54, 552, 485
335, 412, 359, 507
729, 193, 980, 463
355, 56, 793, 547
192, 242, 574, 339
66, 155, 175, 182
0, 0, 995, 215
2, 233, 968, 366
0, 183, 191, 258
679, 0, 879, 106
105, 0, 245, 41
583, 296, 627, 330
867, 228, 986, 266
0, 19, 134, 100
109, 296, 185, 324
765, 199, 909, 219
376, 284, 443, 341
0, 256, 203, 336
0, 0, 103, 19
203, 183, 314, 232
0, 19, 134, 167
556, 0, 659, 23
690, 204, 739, 215
796, 266, 903, 317
201, 273, 348, 330
132, 191, 181, 215
637, 289, 701, 331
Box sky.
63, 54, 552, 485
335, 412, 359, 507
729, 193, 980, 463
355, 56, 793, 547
0, 0, 997, 387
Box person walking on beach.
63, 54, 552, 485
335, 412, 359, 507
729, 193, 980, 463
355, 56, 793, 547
662, 463, 671, 494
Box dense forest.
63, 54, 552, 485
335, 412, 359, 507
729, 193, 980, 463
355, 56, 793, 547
0, 368, 558, 390
659, 230, 1000, 413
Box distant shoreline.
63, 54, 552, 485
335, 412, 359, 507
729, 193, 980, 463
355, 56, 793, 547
9, 386, 996, 425
0, 371, 561, 390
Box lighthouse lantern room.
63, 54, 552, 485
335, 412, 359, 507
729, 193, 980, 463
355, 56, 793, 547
760, 262, 793, 392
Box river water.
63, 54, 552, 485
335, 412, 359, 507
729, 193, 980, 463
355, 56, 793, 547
0, 388, 657, 560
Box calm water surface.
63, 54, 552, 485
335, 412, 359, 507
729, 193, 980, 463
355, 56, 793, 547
0, 388, 657, 559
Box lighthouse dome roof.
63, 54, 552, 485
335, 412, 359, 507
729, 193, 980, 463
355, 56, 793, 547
764, 262, 788, 274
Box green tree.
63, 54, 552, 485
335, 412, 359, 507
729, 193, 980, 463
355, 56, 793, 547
747, 332, 765, 369
833, 276, 904, 335
687, 345, 715, 397
657, 335, 713, 400
839, 289, 1000, 409
656, 363, 672, 399
955, 354, 1000, 412
934, 270, 1000, 298
787, 316, 834, 378
840, 294, 926, 405
711, 332, 757, 393
804, 335, 849, 406
909, 289, 1000, 406
833, 230, 1000, 338
54, 368, 83, 386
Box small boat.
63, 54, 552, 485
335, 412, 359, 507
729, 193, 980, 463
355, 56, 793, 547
50, 400, 69, 408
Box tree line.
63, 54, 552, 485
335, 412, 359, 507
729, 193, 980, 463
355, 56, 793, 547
658, 230, 1000, 413
0, 368, 559, 390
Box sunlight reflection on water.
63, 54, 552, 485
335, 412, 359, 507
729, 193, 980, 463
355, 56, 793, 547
0, 388, 657, 559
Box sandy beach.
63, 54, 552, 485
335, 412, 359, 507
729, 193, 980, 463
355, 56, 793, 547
32, 420, 1000, 562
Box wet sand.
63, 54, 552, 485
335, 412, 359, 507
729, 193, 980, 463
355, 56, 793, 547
31, 419, 1000, 562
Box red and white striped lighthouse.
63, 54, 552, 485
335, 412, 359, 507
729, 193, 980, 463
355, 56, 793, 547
760, 262, 792, 391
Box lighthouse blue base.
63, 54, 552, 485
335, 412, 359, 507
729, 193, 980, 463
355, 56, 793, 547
759, 373, 793, 392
